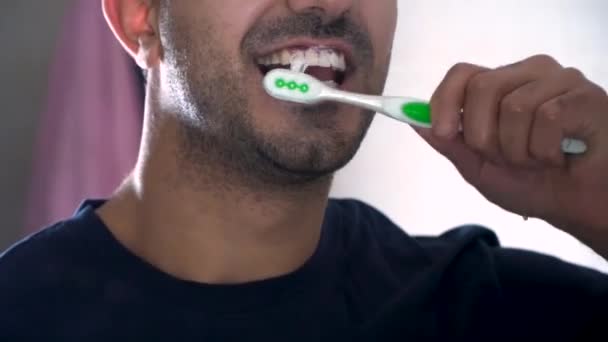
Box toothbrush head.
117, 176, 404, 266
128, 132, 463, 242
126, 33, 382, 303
263, 69, 326, 105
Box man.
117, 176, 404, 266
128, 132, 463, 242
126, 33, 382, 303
1, 0, 607, 340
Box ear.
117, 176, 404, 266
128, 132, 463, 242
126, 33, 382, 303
102, 0, 161, 69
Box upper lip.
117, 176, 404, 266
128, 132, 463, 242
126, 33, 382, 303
252, 37, 356, 72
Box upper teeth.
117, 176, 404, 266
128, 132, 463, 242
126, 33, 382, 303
257, 47, 346, 72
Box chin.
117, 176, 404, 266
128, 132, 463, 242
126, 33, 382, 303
257, 129, 366, 179
245, 102, 374, 185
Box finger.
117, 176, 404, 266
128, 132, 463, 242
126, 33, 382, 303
430, 63, 487, 139
463, 55, 562, 163
499, 67, 586, 166
531, 84, 608, 166
529, 103, 566, 167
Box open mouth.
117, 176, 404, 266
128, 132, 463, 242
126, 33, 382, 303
256, 47, 348, 89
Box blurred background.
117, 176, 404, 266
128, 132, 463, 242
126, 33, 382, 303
1, 0, 72, 249
1, 0, 607, 271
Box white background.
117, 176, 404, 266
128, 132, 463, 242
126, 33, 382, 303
332, 0, 608, 272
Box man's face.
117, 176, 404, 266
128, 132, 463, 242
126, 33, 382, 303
158, 0, 398, 186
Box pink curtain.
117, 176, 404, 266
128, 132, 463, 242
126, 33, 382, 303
23, 0, 143, 234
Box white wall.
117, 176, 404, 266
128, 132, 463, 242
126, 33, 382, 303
332, 0, 608, 272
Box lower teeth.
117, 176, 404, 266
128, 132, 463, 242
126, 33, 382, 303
324, 80, 338, 88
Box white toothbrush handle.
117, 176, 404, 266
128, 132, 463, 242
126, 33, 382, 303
322, 88, 384, 111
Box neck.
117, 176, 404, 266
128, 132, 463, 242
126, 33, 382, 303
98, 110, 332, 285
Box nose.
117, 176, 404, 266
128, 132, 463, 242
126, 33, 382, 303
286, 0, 354, 22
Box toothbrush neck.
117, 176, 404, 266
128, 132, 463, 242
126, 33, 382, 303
325, 89, 384, 112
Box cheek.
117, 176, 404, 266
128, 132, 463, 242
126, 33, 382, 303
192, 1, 275, 55
356, 1, 397, 93
359, 0, 397, 64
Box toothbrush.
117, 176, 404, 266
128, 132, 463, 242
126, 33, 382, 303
263, 69, 587, 155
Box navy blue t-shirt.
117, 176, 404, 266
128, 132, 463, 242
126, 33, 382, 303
1, 199, 607, 341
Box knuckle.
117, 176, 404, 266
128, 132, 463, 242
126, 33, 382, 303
448, 62, 476, 76
588, 84, 608, 98
562, 67, 585, 81
528, 54, 560, 67
537, 99, 564, 122
500, 94, 529, 115
467, 73, 493, 94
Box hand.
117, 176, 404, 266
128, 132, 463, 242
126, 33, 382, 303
416, 55, 608, 256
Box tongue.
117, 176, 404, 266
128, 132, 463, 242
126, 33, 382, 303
304, 66, 337, 82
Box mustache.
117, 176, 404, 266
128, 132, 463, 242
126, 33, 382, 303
242, 13, 374, 66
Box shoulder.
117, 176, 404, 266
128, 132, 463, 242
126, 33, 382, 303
326, 199, 506, 288
327, 198, 403, 234
0, 220, 79, 334
415, 224, 500, 262
326, 198, 408, 246
0, 201, 105, 277
325, 198, 434, 278
480, 247, 608, 338
0, 221, 71, 276
0, 219, 94, 302
0, 211, 102, 316
0, 215, 94, 273
492, 246, 608, 291
327, 198, 498, 254
425, 229, 608, 337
